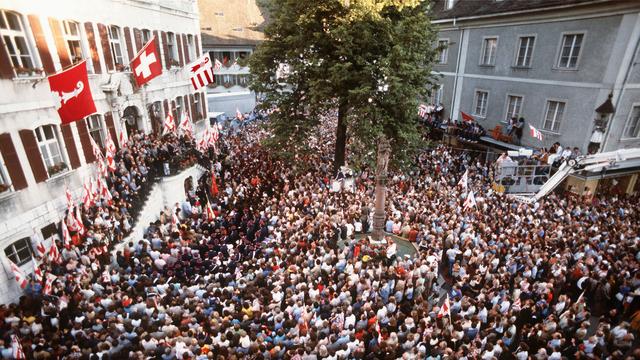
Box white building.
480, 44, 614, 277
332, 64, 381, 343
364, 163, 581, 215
198, 0, 266, 117
0, 0, 207, 303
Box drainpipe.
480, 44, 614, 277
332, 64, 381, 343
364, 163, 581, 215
450, 19, 463, 121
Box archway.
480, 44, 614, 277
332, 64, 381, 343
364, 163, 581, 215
122, 106, 141, 136
148, 101, 163, 135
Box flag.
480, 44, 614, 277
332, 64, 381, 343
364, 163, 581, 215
512, 296, 521, 311
197, 128, 209, 153
101, 270, 111, 284
8, 260, 28, 289
457, 169, 468, 191
74, 206, 85, 235
11, 335, 26, 360
236, 108, 243, 120
61, 219, 72, 249
171, 211, 180, 227
438, 294, 451, 319
187, 53, 214, 90
375, 319, 383, 344
48, 60, 96, 124
463, 191, 477, 210
43, 273, 56, 295
214, 58, 223, 71
65, 187, 73, 208
106, 153, 116, 172
36, 240, 46, 259
105, 133, 117, 157
89, 135, 103, 160
211, 123, 220, 144
48, 241, 61, 264
82, 181, 94, 209
130, 36, 162, 87
529, 125, 543, 141
179, 112, 193, 137
33, 259, 43, 282
119, 128, 129, 148
418, 104, 428, 118
206, 202, 215, 221
98, 177, 112, 203
163, 114, 176, 134
460, 111, 475, 123
210, 171, 219, 197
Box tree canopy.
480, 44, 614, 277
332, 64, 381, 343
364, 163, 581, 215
248, 0, 439, 172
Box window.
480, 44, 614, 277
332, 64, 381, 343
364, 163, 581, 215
237, 51, 249, 60
0, 153, 11, 193
515, 36, 534, 67
142, 29, 151, 44
505, 95, 523, 122
167, 32, 178, 65
238, 74, 249, 87
543, 101, 566, 132
63, 20, 84, 64
474, 90, 489, 117
108, 25, 124, 66
35, 125, 65, 171
85, 114, 105, 148
175, 97, 183, 120
623, 106, 640, 138
480, 37, 497, 66
5, 238, 33, 266
187, 34, 195, 60
437, 39, 449, 64
445, 0, 455, 10
194, 94, 201, 119
557, 33, 583, 69
431, 84, 443, 105
0, 10, 35, 75
221, 51, 232, 66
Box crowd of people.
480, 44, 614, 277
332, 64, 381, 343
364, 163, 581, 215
0, 113, 639, 360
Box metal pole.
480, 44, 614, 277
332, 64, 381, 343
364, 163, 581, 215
372, 136, 391, 242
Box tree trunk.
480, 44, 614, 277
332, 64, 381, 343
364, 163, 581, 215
333, 100, 348, 175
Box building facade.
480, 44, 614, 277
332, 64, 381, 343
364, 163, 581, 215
431, 0, 640, 153
198, 0, 266, 117
0, 0, 207, 303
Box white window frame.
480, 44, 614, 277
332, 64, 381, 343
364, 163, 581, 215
4, 238, 33, 266
473, 90, 489, 118
555, 32, 585, 70
108, 25, 125, 67
431, 84, 443, 105
85, 114, 106, 148
514, 35, 535, 68
0, 10, 37, 77
187, 34, 195, 60
167, 32, 178, 66
504, 94, 524, 123
175, 96, 183, 120
480, 36, 498, 66
142, 29, 151, 45
622, 103, 640, 139
35, 125, 66, 173
0, 152, 13, 193
437, 39, 449, 64
542, 99, 566, 133
193, 94, 200, 119
62, 20, 85, 65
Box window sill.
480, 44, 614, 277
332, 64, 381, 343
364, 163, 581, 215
12, 74, 46, 82
539, 129, 561, 136
473, 114, 487, 119
478, 64, 495, 68
0, 189, 18, 202
551, 67, 579, 72
511, 66, 531, 71
620, 137, 640, 142
46, 169, 74, 183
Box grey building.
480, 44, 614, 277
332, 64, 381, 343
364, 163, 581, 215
430, 0, 640, 153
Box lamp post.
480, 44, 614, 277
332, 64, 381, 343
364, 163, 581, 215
372, 135, 391, 242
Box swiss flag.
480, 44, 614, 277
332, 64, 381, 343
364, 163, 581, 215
48, 60, 96, 124
130, 36, 162, 87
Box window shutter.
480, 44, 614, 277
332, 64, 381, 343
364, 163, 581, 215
163, 99, 169, 120
76, 120, 95, 163
19, 129, 48, 183
182, 34, 189, 63
133, 28, 142, 52
183, 95, 190, 121
60, 124, 80, 169
0, 133, 28, 190
123, 27, 134, 61
195, 35, 200, 57
189, 94, 196, 121
104, 112, 119, 151
84, 22, 102, 74
28, 15, 55, 74
97, 23, 114, 71
161, 31, 170, 70
176, 34, 184, 66
0, 36, 14, 79
200, 92, 207, 120
154, 30, 165, 69
48, 18, 71, 69
171, 100, 178, 126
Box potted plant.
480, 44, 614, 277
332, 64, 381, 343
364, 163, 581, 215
47, 162, 68, 177
15, 67, 43, 77
223, 82, 233, 88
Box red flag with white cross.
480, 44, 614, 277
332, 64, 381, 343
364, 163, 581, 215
130, 36, 162, 87
48, 60, 96, 124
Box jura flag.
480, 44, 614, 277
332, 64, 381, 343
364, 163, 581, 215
11, 335, 26, 360
214, 58, 223, 71
187, 53, 214, 90
163, 114, 176, 134
9, 260, 28, 289
438, 294, 451, 319
48, 60, 96, 124
418, 104, 428, 118
458, 169, 468, 191
130, 36, 162, 86
463, 190, 477, 210
529, 125, 544, 141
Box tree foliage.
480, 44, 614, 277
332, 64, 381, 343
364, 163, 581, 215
248, 0, 439, 171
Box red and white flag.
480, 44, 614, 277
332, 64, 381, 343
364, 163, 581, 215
105, 133, 117, 157
211, 123, 220, 144
65, 187, 74, 208
98, 177, 112, 203
48, 241, 61, 264
9, 260, 28, 289
236, 108, 244, 120
179, 113, 193, 137
418, 104, 428, 118
438, 294, 451, 319
458, 169, 468, 191
163, 114, 176, 135
82, 181, 94, 209
33, 259, 43, 282
61, 219, 72, 250
210, 171, 219, 197
463, 190, 477, 210
460, 111, 475, 123
89, 135, 103, 160
119, 128, 129, 148
206, 202, 215, 221
48, 60, 96, 124
529, 125, 543, 141
11, 335, 26, 360
197, 128, 209, 153
43, 273, 57, 295
74, 205, 85, 235
36, 240, 47, 259
187, 53, 215, 90
130, 36, 162, 87
214, 58, 223, 71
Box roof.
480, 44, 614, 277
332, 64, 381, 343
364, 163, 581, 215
198, 0, 267, 47
430, 0, 608, 20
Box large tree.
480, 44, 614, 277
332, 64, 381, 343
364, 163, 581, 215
248, 0, 438, 172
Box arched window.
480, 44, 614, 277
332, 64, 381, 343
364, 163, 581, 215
0, 10, 35, 76
35, 125, 66, 176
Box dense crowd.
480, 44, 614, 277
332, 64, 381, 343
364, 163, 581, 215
0, 114, 639, 360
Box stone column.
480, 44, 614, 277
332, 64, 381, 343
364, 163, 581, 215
372, 136, 391, 242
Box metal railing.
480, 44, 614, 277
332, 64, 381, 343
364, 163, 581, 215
494, 163, 553, 194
